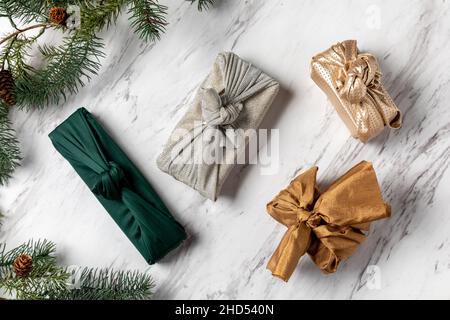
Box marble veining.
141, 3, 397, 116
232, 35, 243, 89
1, 0, 450, 299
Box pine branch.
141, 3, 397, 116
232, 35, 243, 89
0, 240, 154, 300
13, 33, 105, 109
188, 0, 214, 11
0, 102, 21, 185
127, 0, 167, 42
0, 23, 51, 47
1, 264, 68, 300
76, 0, 128, 36
0, 240, 69, 300
0, 239, 56, 270
5, 1, 135, 109
0, 32, 40, 78
51, 268, 154, 300
1, 0, 171, 111
0, 0, 48, 24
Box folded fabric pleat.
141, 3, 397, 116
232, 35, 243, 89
49, 107, 187, 264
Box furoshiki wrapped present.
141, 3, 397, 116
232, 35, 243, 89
266, 161, 390, 282
157, 52, 280, 200
49, 108, 187, 264
311, 40, 402, 142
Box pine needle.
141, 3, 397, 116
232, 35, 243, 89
0, 103, 21, 185
128, 0, 168, 42
0, 239, 155, 300
189, 0, 215, 11
52, 268, 155, 300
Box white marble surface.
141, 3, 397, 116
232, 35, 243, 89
1, 0, 450, 300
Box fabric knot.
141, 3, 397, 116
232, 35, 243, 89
218, 101, 243, 125
337, 54, 382, 104
201, 88, 243, 126
295, 208, 312, 223
91, 161, 125, 200
306, 213, 322, 229
295, 208, 321, 229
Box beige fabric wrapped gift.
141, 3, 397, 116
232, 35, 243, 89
157, 52, 280, 200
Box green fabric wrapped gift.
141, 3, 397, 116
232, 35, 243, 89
49, 107, 187, 264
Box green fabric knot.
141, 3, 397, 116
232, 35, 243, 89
92, 161, 125, 200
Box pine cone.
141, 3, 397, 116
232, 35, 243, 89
0, 69, 16, 107
13, 254, 33, 277
49, 7, 68, 25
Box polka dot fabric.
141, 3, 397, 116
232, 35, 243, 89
310, 40, 402, 143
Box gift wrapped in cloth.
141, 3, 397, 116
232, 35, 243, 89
266, 161, 391, 282
157, 52, 280, 201
311, 40, 402, 142
49, 107, 187, 264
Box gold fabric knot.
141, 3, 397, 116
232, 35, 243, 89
295, 208, 322, 229
337, 54, 383, 104
311, 40, 402, 142
266, 161, 391, 282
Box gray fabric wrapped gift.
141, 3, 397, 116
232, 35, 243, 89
157, 52, 280, 200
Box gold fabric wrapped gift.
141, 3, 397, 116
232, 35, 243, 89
266, 161, 390, 282
311, 40, 402, 142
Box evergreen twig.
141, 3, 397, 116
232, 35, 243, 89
0, 239, 154, 300
14, 33, 105, 109
0, 23, 51, 47
76, 0, 127, 35
0, 103, 21, 185
0, 0, 48, 24
0, 239, 69, 300
51, 268, 155, 300
189, 0, 214, 11
128, 0, 167, 42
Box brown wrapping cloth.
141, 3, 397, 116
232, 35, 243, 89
311, 40, 402, 143
266, 161, 390, 282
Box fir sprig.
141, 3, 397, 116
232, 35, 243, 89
0, 239, 69, 300
14, 33, 105, 109
0, 102, 21, 185
52, 268, 155, 300
0, 239, 155, 300
77, 0, 128, 35
0, 239, 56, 270
128, 0, 168, 42
1, 34, 37, 76
189, 0, 214, 11
0, 0, 48, 26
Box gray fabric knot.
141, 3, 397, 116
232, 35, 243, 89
200, 88, 243, 127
